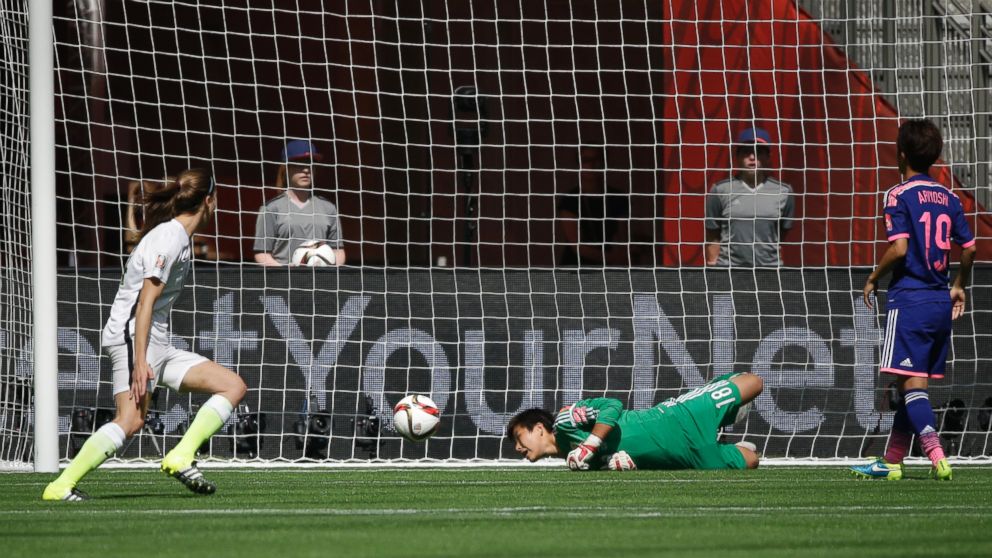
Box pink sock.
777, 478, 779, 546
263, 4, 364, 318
884, 429, 912, 464
919, 431, 946, 465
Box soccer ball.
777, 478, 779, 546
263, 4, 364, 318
291, 240, 336, 266
393, 394, 440, 442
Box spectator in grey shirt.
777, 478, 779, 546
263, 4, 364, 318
254, 140, 346, 266
705, 127, 794, 267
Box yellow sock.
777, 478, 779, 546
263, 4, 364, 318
51, 422, 125, 488
168, 395, 233, 463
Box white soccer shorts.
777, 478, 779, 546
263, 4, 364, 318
107, 340, 207, 396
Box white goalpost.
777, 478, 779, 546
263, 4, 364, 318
2, 0, 990, 470
30, 0, 60, 473
0, 0, 57, 472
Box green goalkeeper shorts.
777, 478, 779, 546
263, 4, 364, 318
655, 373, 747, 470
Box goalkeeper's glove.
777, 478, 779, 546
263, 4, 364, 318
570, 405, 591, 425
606, 450, 637, 471
566, 434, 602, 471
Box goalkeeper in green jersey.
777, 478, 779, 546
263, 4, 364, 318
506, 372, 763, 471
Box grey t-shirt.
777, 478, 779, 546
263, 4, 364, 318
704, 177, 794, 267
254, 193, 343, 264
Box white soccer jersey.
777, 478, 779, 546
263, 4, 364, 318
102, 219, 193, 347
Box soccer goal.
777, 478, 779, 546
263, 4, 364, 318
4, 0, 990, 470
0, 0, 59, 472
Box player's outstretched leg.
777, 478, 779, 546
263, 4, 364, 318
160, 393, 230, 494
43, 392, 142, 501
161, 361, 245, 495
42, 423, 124, 500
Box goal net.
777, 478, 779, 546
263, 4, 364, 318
6, 0, 989, 468
0, 0, 34, 470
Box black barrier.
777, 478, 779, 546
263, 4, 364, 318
47, 267, 992, 461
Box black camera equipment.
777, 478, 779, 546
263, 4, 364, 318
940, 399, 967, 433
69, 407, 114, 457
450, 85, 489, 266
292, 396, 333, 460
228, 404, 267, 459
978, 397, 992, 432
145, 411, 165, 436
350, 394, 380, 459
935, 399, 967, 454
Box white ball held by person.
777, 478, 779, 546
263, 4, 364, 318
292, 240, 336, 267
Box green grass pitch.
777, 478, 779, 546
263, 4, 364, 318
3, 467, 991, 557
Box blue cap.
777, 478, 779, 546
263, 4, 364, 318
735, 127, 772, 146
282, 140, 323, 162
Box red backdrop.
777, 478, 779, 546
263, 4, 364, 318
660, 0, 990, 267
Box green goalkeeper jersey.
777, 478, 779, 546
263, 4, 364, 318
554, 377, 746, 470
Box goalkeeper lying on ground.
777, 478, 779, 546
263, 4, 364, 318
507, 373, 763, 471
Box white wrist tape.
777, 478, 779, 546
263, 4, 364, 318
584, 434, 603, 448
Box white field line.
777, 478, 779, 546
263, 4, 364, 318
0, 504, 988, 519
11, 474, 992, 487
6, 457, 991, 471
6, 459, 992, 473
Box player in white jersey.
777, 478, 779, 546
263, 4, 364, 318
43, 168, 247, 501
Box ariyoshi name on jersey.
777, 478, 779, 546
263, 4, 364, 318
883, 174, 975, 307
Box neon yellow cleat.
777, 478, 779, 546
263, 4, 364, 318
42, 482, 89, 501
162, 452, 217, 495
930, 458, 953, 481
850, 458, 903, 480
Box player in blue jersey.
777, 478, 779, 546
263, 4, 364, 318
851, 119, 976, 481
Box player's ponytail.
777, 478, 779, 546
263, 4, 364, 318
138, 168, 214, 241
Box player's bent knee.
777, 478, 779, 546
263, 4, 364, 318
113, 397, 146, 437
229, 375, 247, 404
118, 416, 145, 437
217, 369, 247, 404
182, 361, 245, 402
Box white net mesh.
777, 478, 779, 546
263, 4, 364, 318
14, 0, 990, 466
0, 0, 33, 470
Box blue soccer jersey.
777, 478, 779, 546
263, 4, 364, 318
883, 174, 975, 308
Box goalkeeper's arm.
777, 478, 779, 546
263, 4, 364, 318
565, 420, 614, 471
588, 421, 613, 441
563, 397, 623, 470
